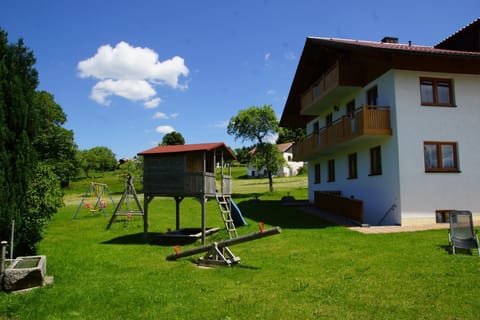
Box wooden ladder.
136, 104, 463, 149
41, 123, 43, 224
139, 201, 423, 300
215, 194, 238, 239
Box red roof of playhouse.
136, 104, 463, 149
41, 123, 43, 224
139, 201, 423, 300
138, 142, 236, 159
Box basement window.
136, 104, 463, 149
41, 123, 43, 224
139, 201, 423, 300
435, 210, 452, 223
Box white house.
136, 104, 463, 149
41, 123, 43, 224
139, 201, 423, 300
247, 142, 305, 177
280, 19, 480, 226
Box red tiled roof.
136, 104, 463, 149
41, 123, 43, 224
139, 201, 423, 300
138, 142, 236, 159
309, 37, 480, 57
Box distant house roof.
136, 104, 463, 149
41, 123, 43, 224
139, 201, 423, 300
277, 142, 294, 153
249, 142, 294, 155
138, 142, 236, 160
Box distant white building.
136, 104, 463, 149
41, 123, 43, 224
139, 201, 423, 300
247, 142, 304, 177
280, 19, 480, 226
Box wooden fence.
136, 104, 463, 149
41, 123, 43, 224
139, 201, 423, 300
314, 191, 364, 223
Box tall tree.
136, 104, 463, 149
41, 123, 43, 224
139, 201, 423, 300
277, 127, 306, 144
77, 146, 117, 177
250, 143, 285, 182
227, 105, 282, 191
161, 131, 185, 145
0, 30, 41, 253
33, 91, 77, 187
227, 105, 278, 144
234, 146, 253, 165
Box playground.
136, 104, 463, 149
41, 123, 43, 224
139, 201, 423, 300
1, 171, 479, 319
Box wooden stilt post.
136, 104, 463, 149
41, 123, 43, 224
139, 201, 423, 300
143, 194, 153, 240
175, 196, 184, 230
201, 196, 206, 245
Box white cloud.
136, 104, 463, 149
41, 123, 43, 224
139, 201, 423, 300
152, 111, 179, 119
152, 112, 169, 119
284, 51, 296, 60
265, 133, 278, 144
155, 125, 175, 134
78, 41, 189, 106
212, 120, 229, 128
266, 89, 275, 95
90, 79, 156, 105
144, 97, 161, 108
264, 52, 272, 68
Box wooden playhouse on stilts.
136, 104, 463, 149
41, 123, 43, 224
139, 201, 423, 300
137, 142, 237, 244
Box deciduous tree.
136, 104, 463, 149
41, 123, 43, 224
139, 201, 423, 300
33, 91, 77, 187
161, 131, 185, 145
227, 105, 282, 191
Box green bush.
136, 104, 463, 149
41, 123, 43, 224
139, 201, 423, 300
15, 163, 63, 255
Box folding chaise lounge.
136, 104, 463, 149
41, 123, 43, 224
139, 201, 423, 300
448, 210, 480, 256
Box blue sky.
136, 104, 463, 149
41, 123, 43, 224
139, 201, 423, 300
1, 1, 479, 159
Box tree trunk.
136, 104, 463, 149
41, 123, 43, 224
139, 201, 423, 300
268, 172, 274, 192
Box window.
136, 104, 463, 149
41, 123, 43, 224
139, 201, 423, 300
348, 153, 358, 179
369, 146, 382, 176
366, 86, 378, 105
312, 121, 319, 133
420, 78, 454, 106
346, 100, 355, 118
314, 163, 321, 184
327, 159, 335, 182
325, 113, 333, 127
424, 141, 459, 172
435, 210, 453, 223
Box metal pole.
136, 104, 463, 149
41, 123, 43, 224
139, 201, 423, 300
1, 241, 7, 274
10, 220, 14, 260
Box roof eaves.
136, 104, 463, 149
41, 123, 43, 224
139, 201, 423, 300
435, 18, 480, 48
307, 36, 480, 57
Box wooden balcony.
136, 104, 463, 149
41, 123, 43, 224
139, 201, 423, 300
184, 172, 232, 196
300, 62, 362, 115
293, 105, 392, 160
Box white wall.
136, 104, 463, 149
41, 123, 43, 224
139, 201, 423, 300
394, 70, 480, 219
307, 70, 402, 225
306, 69, 480, 225
248, 150, 304, 177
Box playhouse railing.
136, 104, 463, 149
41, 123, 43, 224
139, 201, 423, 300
184, 172, 232, 196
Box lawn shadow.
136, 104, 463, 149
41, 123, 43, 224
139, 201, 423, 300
439, 244, 479, 256
237, 199, 336, 229
101, 232, 199, 246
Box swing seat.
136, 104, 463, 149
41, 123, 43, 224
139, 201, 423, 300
85, 202, 99, 213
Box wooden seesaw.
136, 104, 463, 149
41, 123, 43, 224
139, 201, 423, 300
166, 225, 281, 267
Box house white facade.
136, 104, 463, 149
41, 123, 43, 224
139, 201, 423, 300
247, 142, 304, 177
280, 20, 480, 226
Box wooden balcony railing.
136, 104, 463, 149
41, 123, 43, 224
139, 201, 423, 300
301, 62, 340, 111
184, 172, 231, 196
300, 62, 362, 115
294, 105, 392, 160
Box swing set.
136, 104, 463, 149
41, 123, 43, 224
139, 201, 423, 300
72, 182, 115, 219
106, 175, 144, 229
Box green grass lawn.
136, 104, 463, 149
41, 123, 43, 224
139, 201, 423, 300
1, 170, 479, 319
